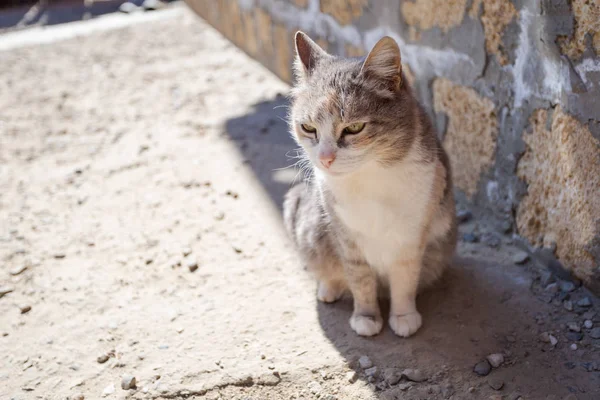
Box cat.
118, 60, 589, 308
283, 32, 457, 338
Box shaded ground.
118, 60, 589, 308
1, 4, 599, 400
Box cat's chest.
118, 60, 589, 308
326, 163, 435, 266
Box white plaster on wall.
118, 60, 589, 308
575, 58, 600, 87
511, 8, 571, 108
259, 0, 476, 81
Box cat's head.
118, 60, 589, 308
289, 32, 415, 177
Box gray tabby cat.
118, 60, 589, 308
283, 32, 457, 338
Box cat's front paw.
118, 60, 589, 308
317, 281, 345, 303
389, 312, 422, 337
349, 313, 383, 337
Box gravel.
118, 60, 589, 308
589, 328, 600, 339
121, 375, 137, 390
540, 332, 558, 346
358, 355, 373, 369
558, 281, 576, 293
364, 366, 378, 377
563, 300, 573, 311
345, 371, 358, 383
308, 381, 322, 395
566, 331, 583, 342
102, 384, 115, 396
0, 286, 14, 298
512, 251, 529, 264
462, 233, 478, 243
186, 258, 198, 272
456, 210, 472, 223
576, 297, 592, 307
473, 360, 491, 376
486, 353, 505, 368
20, 305, 32, 314
10, 265, 28, 276
584, 320, 593, 329
97, 354, 109, 364
481, 232, 500, 248
488, 378, 504, 391
383, 368, 402, 385
119, 2, 138, 13
567, 322, 581, 332
402, 368, 426, 382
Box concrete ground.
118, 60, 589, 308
1, 4, 599, 400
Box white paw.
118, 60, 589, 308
349, 314, 383, 337
389, 312, 422, 337
317, 281, 344, 303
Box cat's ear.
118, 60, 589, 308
360, 36, 402, 91
294, 31, 330, 80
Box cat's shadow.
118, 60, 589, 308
314, 254, 575, 398
225, 94, 297, 210
224, 94, 596, 399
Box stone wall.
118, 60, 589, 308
185, 0, 600, 295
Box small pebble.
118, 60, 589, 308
589, 327, 600, 339
308, 381, 322, 395
358, 355, 373, 369
121, 375, 137, 390
540, 332, 558, 346
402, 368, 426, 382
486, 353, 505, 368
0, 286, 14, 298
182, 247, 192, 257
462, 233, 478, 243
559, 281, 576, 293
566, 331, 583, 341
20, 305, 31, 314
567, 322, 581, 332
72, 395, 85, 400
584, 320, 593, 329
577, 297, 592, 307
398, 382, 414, 391
54, 252, 66, 259
545, 283, 559, 293
506, 335, 516, 343
473, 360, 491, 376
10, 265, 28, 276
456, 210, 472, 223
570, 343, 578, 351
540, 271, 556, 287
102, 384, 115, 396
442, 383, 454, 399
512, 251, 529, 264
97, 354, 109, 364
119, 2, 137, 13
186, 259, 198, 272
481, 232, 500, 248
563, 300, 573, 311
364, 366, 378, 377
488, 378, 504, 391
142, 0, 165, 10
383, 368, 402, 385
346, 370, 358, 383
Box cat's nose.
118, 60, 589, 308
319, 151, 336, 169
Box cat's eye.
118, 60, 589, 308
343, 122, 366, 134
301, 123, 317, 134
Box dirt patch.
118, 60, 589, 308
1, 5, 599, 400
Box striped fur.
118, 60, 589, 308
284, 33, 457, 338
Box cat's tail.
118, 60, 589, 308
282, 183, 305, 245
